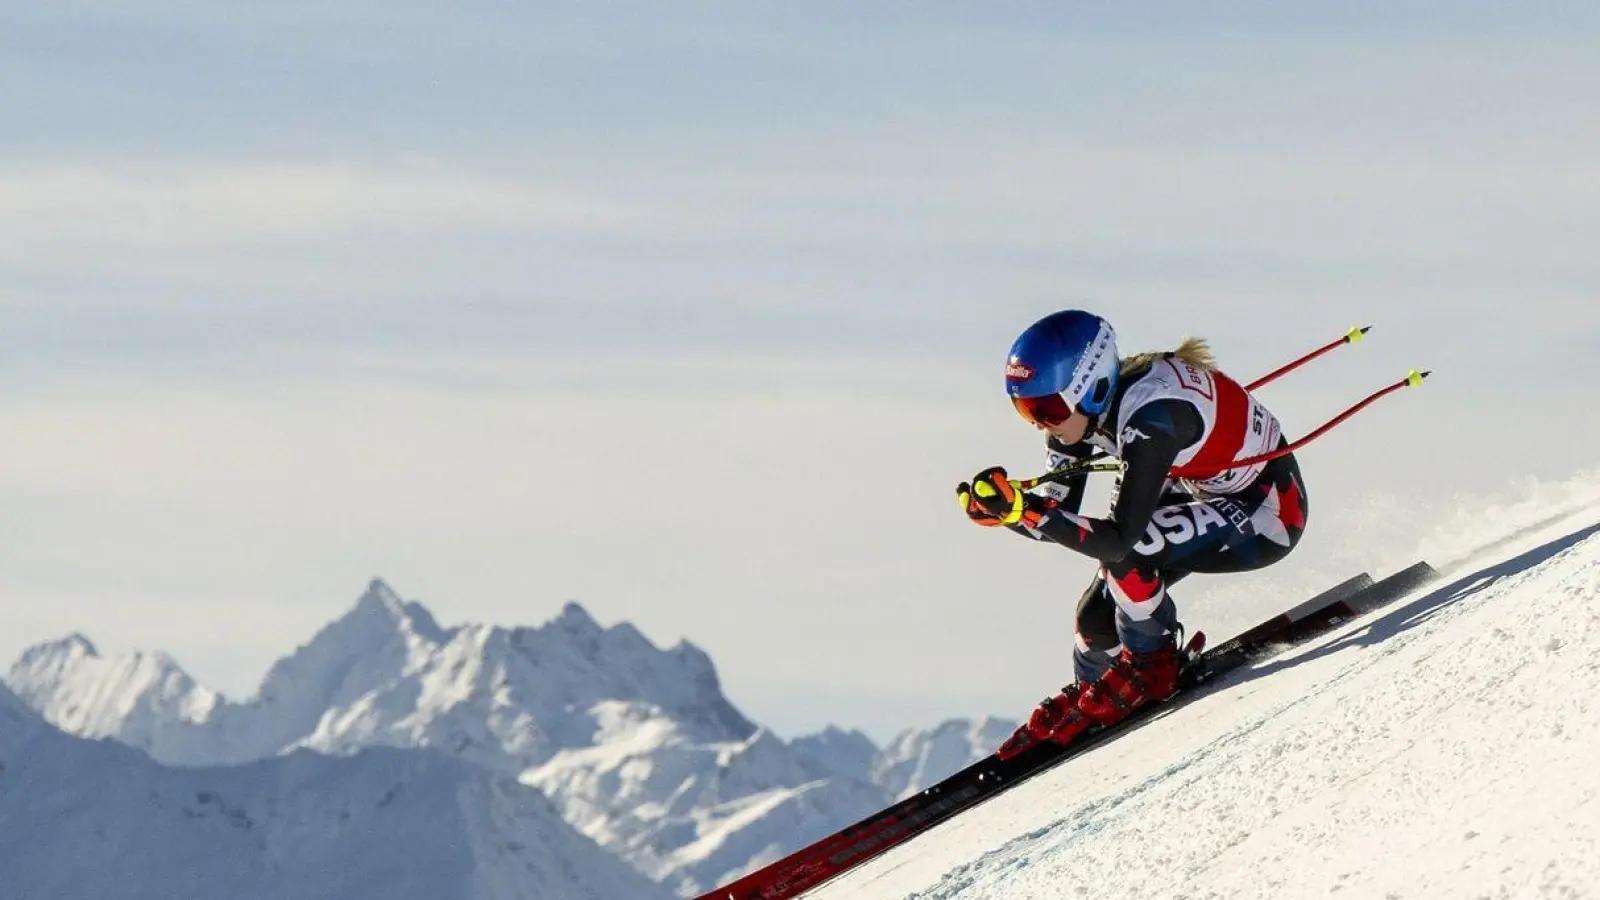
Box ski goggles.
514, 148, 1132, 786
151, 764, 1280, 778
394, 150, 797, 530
1011, 391, 1076, 427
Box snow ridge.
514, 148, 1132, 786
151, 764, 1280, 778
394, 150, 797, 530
8, 630, 222, 760
8, 579, 756, 770
789, 725, 880, 784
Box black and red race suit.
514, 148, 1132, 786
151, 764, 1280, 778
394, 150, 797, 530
1014, 353, 1310, 683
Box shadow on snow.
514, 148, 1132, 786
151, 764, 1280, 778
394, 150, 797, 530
1241, 518, 1600, 685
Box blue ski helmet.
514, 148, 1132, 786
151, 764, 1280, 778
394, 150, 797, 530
1005, 310, 1121, 423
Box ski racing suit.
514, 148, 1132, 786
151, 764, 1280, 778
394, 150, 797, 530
1016, 353, 1310, 683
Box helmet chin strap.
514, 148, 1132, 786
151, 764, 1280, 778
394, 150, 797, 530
1083, 410, 1105, 441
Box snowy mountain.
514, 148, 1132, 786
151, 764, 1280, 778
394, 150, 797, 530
5, 580, 902, 897
526, 713, 890, 896
789, 725, 881, 784
790, 718, 1020, 801
0, 681, 672, 900
8, 632, 225, 761
870, 717, 1019, 800
9, 581, 755, 769
803, 504, 1600, 900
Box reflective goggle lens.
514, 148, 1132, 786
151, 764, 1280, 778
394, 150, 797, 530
1011, 392, 1075, 427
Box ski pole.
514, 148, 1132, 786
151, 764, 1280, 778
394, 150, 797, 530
1170, 369, 1429, 479
1019, 369, 1429, 490
1012, 458, 1121, 490
1246, 325, 1370, 391
1012, 325, 1378, 491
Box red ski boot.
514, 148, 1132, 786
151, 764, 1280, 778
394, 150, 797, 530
997, 684, 1096, 760
1075, 639, 1181, 727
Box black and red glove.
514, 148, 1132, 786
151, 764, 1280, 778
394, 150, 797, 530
956, 466, 1052, 529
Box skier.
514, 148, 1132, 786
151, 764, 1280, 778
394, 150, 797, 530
958, 309, 1310, 756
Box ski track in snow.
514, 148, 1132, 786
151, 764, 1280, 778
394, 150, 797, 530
810, 506, 1600, 900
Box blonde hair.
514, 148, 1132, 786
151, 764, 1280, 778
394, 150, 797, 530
1121, 337, 1215, 376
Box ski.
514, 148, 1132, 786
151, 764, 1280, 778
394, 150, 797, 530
696, 561, 1440, 900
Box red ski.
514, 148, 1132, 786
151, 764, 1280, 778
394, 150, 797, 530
696, 562, 1438, 900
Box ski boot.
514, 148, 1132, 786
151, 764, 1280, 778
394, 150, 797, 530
996, 684, 1096, 760
1076, 635, 1183, 726
996, 631, 1207, 760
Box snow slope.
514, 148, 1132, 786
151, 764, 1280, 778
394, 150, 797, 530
0, 684, 671, 900
808, 506, 1600, 900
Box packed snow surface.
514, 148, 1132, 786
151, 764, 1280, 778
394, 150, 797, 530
809, 507, 1600, 900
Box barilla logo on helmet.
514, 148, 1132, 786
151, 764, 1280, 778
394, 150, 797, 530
1004, 309, 1119, 406
1005, 359, 1035, 381
1063, 322, 1116, 406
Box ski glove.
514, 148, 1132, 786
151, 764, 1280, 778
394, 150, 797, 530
957, 466, 1051, 529
957, 479, 1007, 527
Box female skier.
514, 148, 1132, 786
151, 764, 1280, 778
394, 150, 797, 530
958, 309, 1310, 757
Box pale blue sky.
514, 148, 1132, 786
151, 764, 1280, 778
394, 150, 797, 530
2, 3, 1597, 741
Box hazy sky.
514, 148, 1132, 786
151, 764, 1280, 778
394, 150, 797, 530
2, 2, 1597, 742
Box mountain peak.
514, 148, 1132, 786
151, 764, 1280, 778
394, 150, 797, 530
250, 579, 449, 730
557, 600, 601, 633
10, 633, 102, 685
789, 726, 881, 784
341, 579, 448, 644
820, 725, 876, 744
356, 578, 405, 615
17, 632, 99, 664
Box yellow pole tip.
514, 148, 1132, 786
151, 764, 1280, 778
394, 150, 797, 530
1347, 325, 1370, 344
1407, 369, 1429, 387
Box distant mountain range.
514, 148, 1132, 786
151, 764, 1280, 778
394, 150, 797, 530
6, 578, 1013, 897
